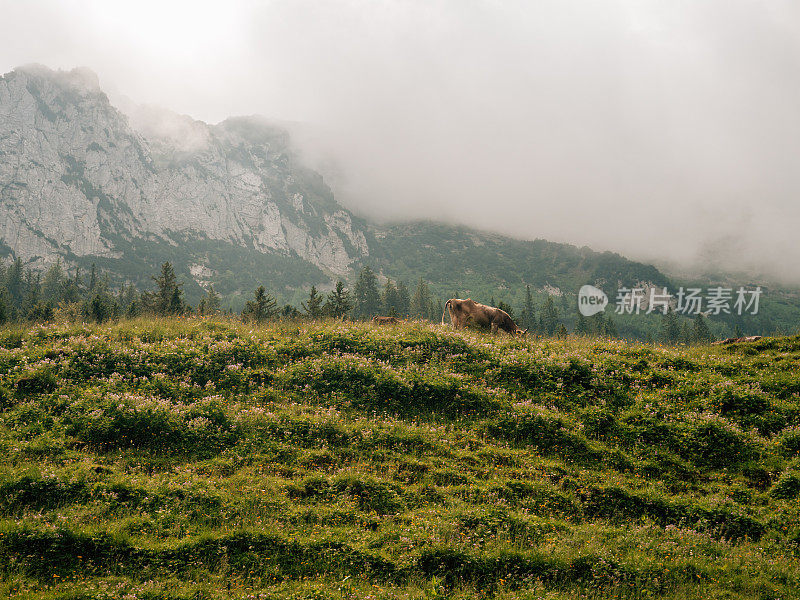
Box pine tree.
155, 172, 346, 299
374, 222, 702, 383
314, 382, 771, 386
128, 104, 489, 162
302, 286, 324, 318
5, 258, 24, 307
61, 268, 82, 304
0, 291, 8, 325
382, 279, 401, 316
575, 311, 590, 335
604, 315, 618, 338
680, 322, 693, 345
410, 278, 434, 321
85, 274, 118, 323
41, 260, 65, 305
556, 323, 568, 338
661, 308, 681, 344
396, 281, 411, 317
590, 313, 605, 336
434, 299, 443, 324
198, 285, 221, 315
520, 285, 535, 331
497, 301, 515, 320
89, 263, 98, 293
324, 280, 353, 319
242, 286, 278, 322
541, 296, 559, 335
150, 262, 184, 315
281, 304, 300, 319
353, 266, 381, 319
693, 313, 713, 344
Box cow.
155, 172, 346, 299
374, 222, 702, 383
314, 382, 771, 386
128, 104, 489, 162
441, 298, 527, 335
373, 316, 399, 326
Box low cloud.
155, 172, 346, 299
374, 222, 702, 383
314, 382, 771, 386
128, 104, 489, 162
3, 0, 800, 282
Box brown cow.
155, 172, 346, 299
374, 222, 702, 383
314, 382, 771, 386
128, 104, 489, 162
441, 298, 527, 335
373, 316, 399, 326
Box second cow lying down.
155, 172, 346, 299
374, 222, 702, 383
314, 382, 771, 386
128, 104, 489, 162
442, 298, 527, 335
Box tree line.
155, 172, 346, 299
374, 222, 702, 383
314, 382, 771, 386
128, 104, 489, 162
0, 258, 716, 343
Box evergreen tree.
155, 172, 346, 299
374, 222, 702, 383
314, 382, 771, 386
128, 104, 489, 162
149, 262, 184, 315
324, 280, 353, 319
204, 285, 221, 315
680, 322, 693, 345
89, 263, 98, 293
575, 311, 590, 336
117, 283, 139, 315
520, 285, 536, 331
353, 266, 381, 319
168, 287, 184, 315
5, 258, 24, 308
85, 274, 117, 323
661, 308, 681, 344
242, 286, 278, 322
0, 291, 8, 325
396, 281, 411, 317
497, 301, 515, 320
541, 296, 560, 335
302, 286, 324, 318
281, 304, 300, 319
410, 278, 435, 321
41, 260, 65, 305
61, 268, 82, 304
693, 313, 713, 344
604, 315, 618, 338
590, 313, 605, 336
434, 299, 443, 324
22, 270, 42, 319
382, 279, 401, 316
556, 323, 568, 338
88, 291, 116, 323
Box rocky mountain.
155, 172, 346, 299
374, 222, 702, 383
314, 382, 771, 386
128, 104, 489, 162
6, 63, 782, 333
0, 65, 370, 299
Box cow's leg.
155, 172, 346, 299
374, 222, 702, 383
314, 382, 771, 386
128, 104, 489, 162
491, 322, 499, 334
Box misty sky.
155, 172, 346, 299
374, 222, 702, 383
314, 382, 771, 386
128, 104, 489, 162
2, 0, 800, 282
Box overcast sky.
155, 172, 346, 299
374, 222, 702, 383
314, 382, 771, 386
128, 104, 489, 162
2, 0, 800, 282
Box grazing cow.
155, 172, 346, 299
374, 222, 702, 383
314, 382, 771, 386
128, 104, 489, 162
442, 298, 527, 335
373, 316, 399, 326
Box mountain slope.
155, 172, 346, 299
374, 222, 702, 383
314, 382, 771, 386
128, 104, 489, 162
0, 65, 677, 305
370, 221, 670, 296
0, 65, 370, 297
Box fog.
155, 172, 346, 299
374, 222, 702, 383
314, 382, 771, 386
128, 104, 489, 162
3, 0, 800, 283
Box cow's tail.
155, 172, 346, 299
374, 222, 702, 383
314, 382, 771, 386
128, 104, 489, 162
441, 299, 451, 326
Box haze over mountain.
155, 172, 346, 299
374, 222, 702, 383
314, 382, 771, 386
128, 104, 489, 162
2, 1, 799, 284
1, 63, 672, 307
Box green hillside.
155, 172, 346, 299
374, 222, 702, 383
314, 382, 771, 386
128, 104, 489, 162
369, 221, 670, 299
2, 319, 800, 599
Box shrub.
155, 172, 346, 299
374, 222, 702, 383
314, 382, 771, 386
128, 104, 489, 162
771, 471, 800, 500
681, 414, 760, 469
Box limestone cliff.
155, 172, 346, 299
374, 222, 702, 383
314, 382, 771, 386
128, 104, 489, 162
0, 65, 369, 290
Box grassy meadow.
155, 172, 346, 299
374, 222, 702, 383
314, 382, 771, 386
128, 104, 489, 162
1, 317, 799, 599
